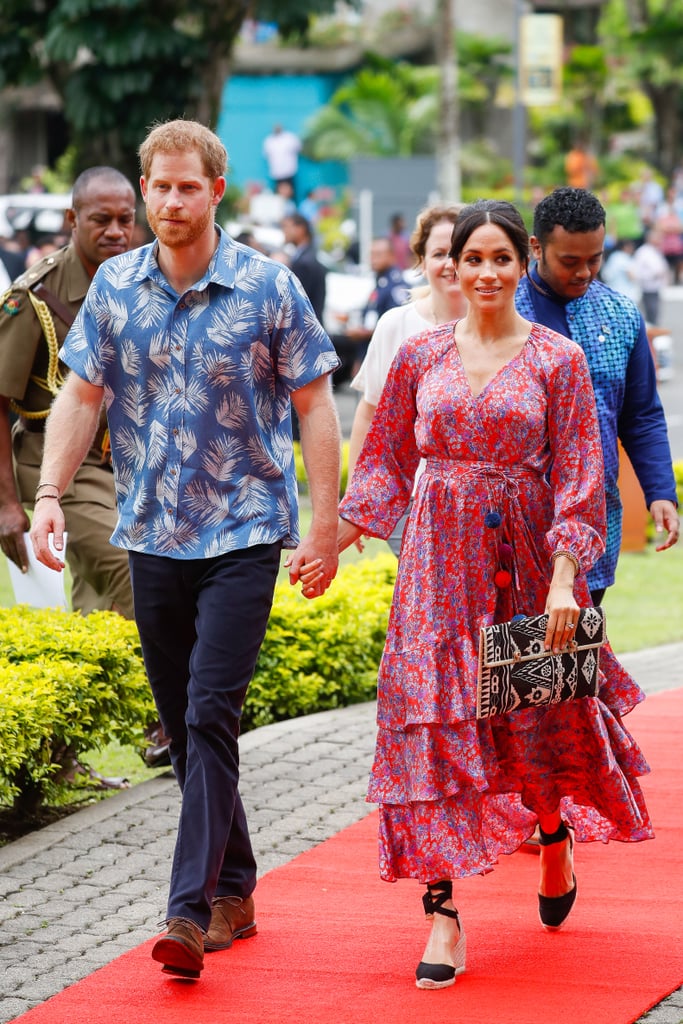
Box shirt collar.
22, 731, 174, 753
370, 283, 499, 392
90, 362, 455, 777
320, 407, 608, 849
529, 263, 572, 307
133, 225, 237, 292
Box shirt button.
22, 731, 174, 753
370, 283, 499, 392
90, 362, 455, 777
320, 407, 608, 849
173, 428, 179, 435
170, 469, 176, 476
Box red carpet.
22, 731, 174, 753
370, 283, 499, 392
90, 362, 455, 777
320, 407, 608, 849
13, 689, 683, 1024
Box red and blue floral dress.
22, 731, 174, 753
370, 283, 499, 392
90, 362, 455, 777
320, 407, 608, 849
339, 321, 653, 884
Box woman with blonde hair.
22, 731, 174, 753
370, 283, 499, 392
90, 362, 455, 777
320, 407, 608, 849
347, 204, 466, 553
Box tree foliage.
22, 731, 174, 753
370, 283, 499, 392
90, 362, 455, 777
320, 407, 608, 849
0, 0, 348, 180
303, 61, 440, 160
302, 35, 512, 163
600, 0, 683, 176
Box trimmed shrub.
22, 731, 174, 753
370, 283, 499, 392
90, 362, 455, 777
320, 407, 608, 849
244, 553, 395, 729
0, 608, 155, 813
0, 555, 397, 812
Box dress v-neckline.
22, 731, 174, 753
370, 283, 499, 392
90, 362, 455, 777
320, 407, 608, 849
451, 322, 535, 400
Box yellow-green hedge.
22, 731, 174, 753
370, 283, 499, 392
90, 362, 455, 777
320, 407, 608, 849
0, 555, 397, 811
245, 553, 395, 729
0, 608, 155, 812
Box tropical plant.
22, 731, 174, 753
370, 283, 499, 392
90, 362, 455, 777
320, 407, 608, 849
302, 35, 512, 171
0, 0, 356, 181
599, 0, 683, 176
303, 61, 440, 160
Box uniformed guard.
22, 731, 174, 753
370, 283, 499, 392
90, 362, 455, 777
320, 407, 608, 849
343, 236, 410, 378
0, 166, 170, 769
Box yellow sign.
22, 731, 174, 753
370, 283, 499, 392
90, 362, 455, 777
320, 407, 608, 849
520, 13, 563, 107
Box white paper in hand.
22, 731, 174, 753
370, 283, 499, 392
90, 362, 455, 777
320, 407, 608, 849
6, 531, 68, 609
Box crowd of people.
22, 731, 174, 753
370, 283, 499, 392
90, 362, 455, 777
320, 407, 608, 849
1, 120, 679, 993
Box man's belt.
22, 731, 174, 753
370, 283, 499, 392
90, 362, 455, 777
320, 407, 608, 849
18, 411, 113, 468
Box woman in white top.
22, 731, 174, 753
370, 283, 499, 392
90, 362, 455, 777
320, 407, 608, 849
347, 204, 467, 554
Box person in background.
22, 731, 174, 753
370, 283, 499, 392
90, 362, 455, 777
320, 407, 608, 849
604, 187, 643, 253
273, 180, 297, 218
336, 199, 653, 990
281, 211, 328, 442
600, 238, 640, 304
298, 188, 322, 231
632, 228, 670, 325
344, 237, 410, 377
22, 164, 49, 194
262, 123, 301, 200
281, 212, 327, 323
634, 167, 664, 240
515, 186, 679, 608
347, 204, 466, 555
564, 139, 599, 190
31, 119, 342, 981
387, 212, 412, 270
654, 185, 683, 284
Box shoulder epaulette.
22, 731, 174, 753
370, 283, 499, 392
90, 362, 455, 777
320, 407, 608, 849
13, 248, 66, 293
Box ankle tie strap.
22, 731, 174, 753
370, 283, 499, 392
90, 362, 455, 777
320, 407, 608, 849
422, 881, 460, 920
538, 821, 570, 846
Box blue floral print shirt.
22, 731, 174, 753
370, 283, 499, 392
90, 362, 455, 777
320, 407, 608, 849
60, 229, 340, 558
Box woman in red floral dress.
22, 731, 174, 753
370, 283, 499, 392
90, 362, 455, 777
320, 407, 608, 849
335, 200, 653, 989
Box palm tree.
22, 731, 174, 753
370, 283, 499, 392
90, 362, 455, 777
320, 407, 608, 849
301, 37, 513, 175
302, 63, 440, 160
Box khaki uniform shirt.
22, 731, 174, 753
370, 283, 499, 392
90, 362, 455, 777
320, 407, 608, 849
0, 243, 134, 617
0, 243, 90, 415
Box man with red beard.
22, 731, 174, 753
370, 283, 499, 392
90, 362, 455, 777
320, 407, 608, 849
30, 120, 342, 980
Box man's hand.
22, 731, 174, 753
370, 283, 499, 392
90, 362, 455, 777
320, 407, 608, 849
284, 525, 339, 600
30, 496, 67, 572
650, 499, 680, 552
0, 499, 31, 572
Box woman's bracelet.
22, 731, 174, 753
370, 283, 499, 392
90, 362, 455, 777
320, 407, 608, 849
34, 493, 61, 505
551, 549, 580, 575
35, 482, 61, 495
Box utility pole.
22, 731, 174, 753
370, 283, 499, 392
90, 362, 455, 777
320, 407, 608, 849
435, 0, 461, 202
513, 0, 526, 204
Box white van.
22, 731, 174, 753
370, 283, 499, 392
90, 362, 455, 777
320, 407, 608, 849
0, 193, 72, 241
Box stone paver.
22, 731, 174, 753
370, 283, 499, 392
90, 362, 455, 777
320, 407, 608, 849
0, 650, 681, 1024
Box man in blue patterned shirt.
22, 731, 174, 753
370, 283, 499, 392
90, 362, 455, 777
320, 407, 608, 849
516, 187, 679, 605
31, 120, 342, 980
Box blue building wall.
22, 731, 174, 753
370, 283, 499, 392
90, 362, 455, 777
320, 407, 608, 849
216, 74, 349, 201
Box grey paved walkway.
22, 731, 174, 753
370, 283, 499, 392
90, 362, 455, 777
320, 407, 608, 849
0, 644, 681, 1024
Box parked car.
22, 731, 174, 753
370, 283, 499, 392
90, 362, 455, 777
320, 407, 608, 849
0, 193, 72, 242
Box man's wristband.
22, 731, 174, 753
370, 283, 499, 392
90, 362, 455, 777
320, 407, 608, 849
34, 493, 61, 505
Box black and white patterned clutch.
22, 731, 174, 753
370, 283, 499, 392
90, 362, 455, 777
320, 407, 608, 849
476, 606, 606, 719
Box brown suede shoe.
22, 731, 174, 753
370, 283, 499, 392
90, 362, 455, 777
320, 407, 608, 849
204, 895, 257, 952
151, 917, 204, 978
